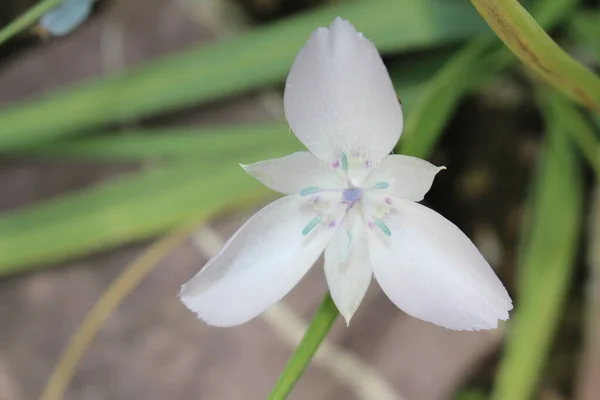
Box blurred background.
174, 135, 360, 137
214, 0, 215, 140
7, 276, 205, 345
0, 0, 598, 399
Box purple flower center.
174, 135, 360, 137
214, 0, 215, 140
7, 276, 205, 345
342, 188, 363, 204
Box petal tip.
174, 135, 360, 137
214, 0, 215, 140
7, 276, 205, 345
341, 312, 352, 327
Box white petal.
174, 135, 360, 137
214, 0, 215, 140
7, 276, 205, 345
324, 212, 372, 324
180, 195, 338, 327
284, 17, 403, 164
241, 151, 344, 195
365, 155, 445, 201
368, 199, 512, 331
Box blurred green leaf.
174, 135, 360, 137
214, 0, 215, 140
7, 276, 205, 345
19, 60, 440, 160
536, 87, 600, 176
0, 160, 272, 277
0, 0, 488, 151
570, 11, 600, 61
267, 293, 338, 400
470, 0, 600, 112
491, 105, 583, 400
0, 0, 61, 45
16, 123, 298, 160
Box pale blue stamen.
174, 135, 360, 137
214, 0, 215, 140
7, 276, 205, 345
373, 218, 391, 236
373, 181, 389, 190
340, 153, 348, 172
300, 186, 320, 196
342, 188, 363, 204
302, 216, 322, 236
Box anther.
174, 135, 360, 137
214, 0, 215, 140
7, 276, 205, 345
302, 216, 322, 236
373, 181, 389, 190
340, 153, 348, 172
300, 186, 320, 196
373, 218, 391, 237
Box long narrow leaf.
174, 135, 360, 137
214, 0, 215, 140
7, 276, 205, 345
18, 62, 438, 160
491, 101, 583, 400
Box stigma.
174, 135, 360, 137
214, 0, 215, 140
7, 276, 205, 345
342, 188, 363, 205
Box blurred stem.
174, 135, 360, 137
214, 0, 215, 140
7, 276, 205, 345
0, 0, 62, 45
267, 293, 338, 400
470, 0, 600, 112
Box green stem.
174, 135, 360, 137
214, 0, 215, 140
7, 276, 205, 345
0, 0, 62, 45
267, 293, 338, 400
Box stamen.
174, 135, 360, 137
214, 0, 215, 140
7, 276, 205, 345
373, 218, 391, 236
302, 216, 322, 236
340, 153, 348, 172
300, 186, 320, 196
373, 181, 389, 190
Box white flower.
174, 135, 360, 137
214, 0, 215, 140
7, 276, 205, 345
180, 17, 513, 330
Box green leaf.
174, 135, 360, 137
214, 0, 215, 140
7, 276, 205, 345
0, 0, 62, 45
536, 87, 600, 176
16, 123, 299, 160
17, 59, 441, 160
267, 293, 338, 400
469, 0, 600, 112
491, 103, 583, 400
0, 157, 278, 277
569, 11, 600, 62
0, 0, 488, 150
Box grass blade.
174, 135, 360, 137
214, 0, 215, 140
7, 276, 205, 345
491, 101, 583, 400
15, 123, 298, 160
0, 158, 274, 277
16, 60, 442, 160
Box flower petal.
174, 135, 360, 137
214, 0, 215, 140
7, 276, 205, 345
284, 17, 403, 164
368, 199, 512, 331
242, 151, 344, 195
324, 211, 372, 325
180, 195, 338, 327
365, 155, 445, 201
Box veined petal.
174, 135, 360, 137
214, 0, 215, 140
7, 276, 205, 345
284, 17, 403, 165
180, 195, 337, 327
242, 151, 344, 195
368, 199, 512, 331
365, 155, 445, 201
324, 211, 372, 325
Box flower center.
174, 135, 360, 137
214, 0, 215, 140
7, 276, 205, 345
342, 188, 363, 205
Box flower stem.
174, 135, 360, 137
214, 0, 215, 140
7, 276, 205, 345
267, 292, 338, 400
0, 0, 62, 46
